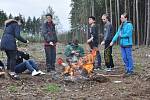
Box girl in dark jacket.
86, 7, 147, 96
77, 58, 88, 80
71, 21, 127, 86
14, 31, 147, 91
1, 17, 28, 78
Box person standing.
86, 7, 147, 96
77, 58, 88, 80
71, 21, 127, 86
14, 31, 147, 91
1, 16, 28, 78
87, 16, 101, 70
101, 14, 114, 71
110, 13, 134, 76
42, 14, 58, 72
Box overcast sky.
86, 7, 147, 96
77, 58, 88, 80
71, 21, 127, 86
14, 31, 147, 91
0, 0, 71, 31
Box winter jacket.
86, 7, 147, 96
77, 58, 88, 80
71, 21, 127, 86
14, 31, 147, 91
16, 50, 30, 65
88, 24, 99, 48
103, 21, 113, 42
1, 19, 27, 50
64, 44, 84, 57
42, 22, 58, 46
112, 21, 133, 47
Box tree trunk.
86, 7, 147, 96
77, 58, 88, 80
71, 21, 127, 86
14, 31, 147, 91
136, 0, 140, 45
91, 0, 95, 16
117, 0, 120, 27
144, 0, 147, 45
105, 0, 108, 13
146, 0, 150, 46
133, 0, 136, 45
110, 0, 112, 23
115, 0, 118, 31
124, 0, 127, 12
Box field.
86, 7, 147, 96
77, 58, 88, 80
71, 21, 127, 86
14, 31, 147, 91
0, 43, 150, 100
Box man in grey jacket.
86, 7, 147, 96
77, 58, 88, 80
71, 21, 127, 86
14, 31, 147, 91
101, 14, 114, 71
42, 14, 58, 72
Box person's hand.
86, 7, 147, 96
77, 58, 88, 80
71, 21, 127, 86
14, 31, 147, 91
110, 42, 113, 46
26, 40, 29, 43
87, 37, 93, 43
75, 52, 79, 56
87, 39, 91, 43
49, 42, 54, 46
101, 41, 105, 45
71, 50, 75, 54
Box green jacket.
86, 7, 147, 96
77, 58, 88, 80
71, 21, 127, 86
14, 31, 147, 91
64, 44, 84, 57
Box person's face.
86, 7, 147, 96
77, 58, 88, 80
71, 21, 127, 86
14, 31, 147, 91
47, 16, 52, 22
88, 18, 94, 25
18, 20, 22, 25
101, 15, 108, 23
120, 15, 127, 23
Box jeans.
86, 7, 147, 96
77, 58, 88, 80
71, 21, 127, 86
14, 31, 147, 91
5, 50, 16, 72
15, 59, 38, 73
44, 46, 56, 70
96, 51, 101, 67
121, 46, 134, 73
104, 41, 114, 68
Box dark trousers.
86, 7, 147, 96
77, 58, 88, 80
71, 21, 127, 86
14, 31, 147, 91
5, 50, 16, 72
104, 41, 114, 68
45, 46, 56, 70
15, 59, 38, 73
88, 42, 101, 68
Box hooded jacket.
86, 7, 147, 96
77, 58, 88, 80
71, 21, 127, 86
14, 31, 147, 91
1, 19, 27, 50
112, 21, 133, 47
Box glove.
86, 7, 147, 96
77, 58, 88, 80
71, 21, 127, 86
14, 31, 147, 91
49, 42, 54, 46
71, 50, 75, 54
101, 41, 105, 45
26, 40, 29, 43
87, 37, 93, 43
110, 42, 113, 46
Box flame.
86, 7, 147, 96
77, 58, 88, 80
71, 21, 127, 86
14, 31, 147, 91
57, 48, 98, 78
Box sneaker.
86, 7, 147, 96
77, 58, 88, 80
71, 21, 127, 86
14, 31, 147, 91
13, 74, 20, 80
8, 72, 20, 80
9, 72, 16, 76
37, 70, 46, 75
105, 68, 112, 72
122, 72, 134, 78
94, 68, 101, 71
32, 70, 40, 76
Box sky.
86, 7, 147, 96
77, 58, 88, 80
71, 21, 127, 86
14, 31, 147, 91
0, 0, 71, 31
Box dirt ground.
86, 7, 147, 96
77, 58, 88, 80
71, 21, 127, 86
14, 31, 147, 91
0, 43, 150, 100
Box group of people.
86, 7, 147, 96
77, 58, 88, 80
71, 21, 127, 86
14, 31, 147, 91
87, 13, 134, 76
0, 12, 134, 80
63, 12, 134, 77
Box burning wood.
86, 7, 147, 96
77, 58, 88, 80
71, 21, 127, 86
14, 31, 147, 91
57, 48, 98, 80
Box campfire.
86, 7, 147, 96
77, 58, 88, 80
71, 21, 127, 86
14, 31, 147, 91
57, 48, 98, 81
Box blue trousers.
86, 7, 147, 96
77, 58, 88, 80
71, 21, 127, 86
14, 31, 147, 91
15, 59, 38, 73
121, 47, 134, 73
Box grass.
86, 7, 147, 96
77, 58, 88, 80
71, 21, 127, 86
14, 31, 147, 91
8, 85, 17, 93
43, 83, 60, 93
134, 63, 143, 72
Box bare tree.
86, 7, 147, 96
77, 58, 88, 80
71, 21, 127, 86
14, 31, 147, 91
105, 0, 108, 13
146, 0, 150, 46
136, 0, 140, 45
124, 0, 127, 12
117, 0, 120, 27
109, 0, 112, 23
